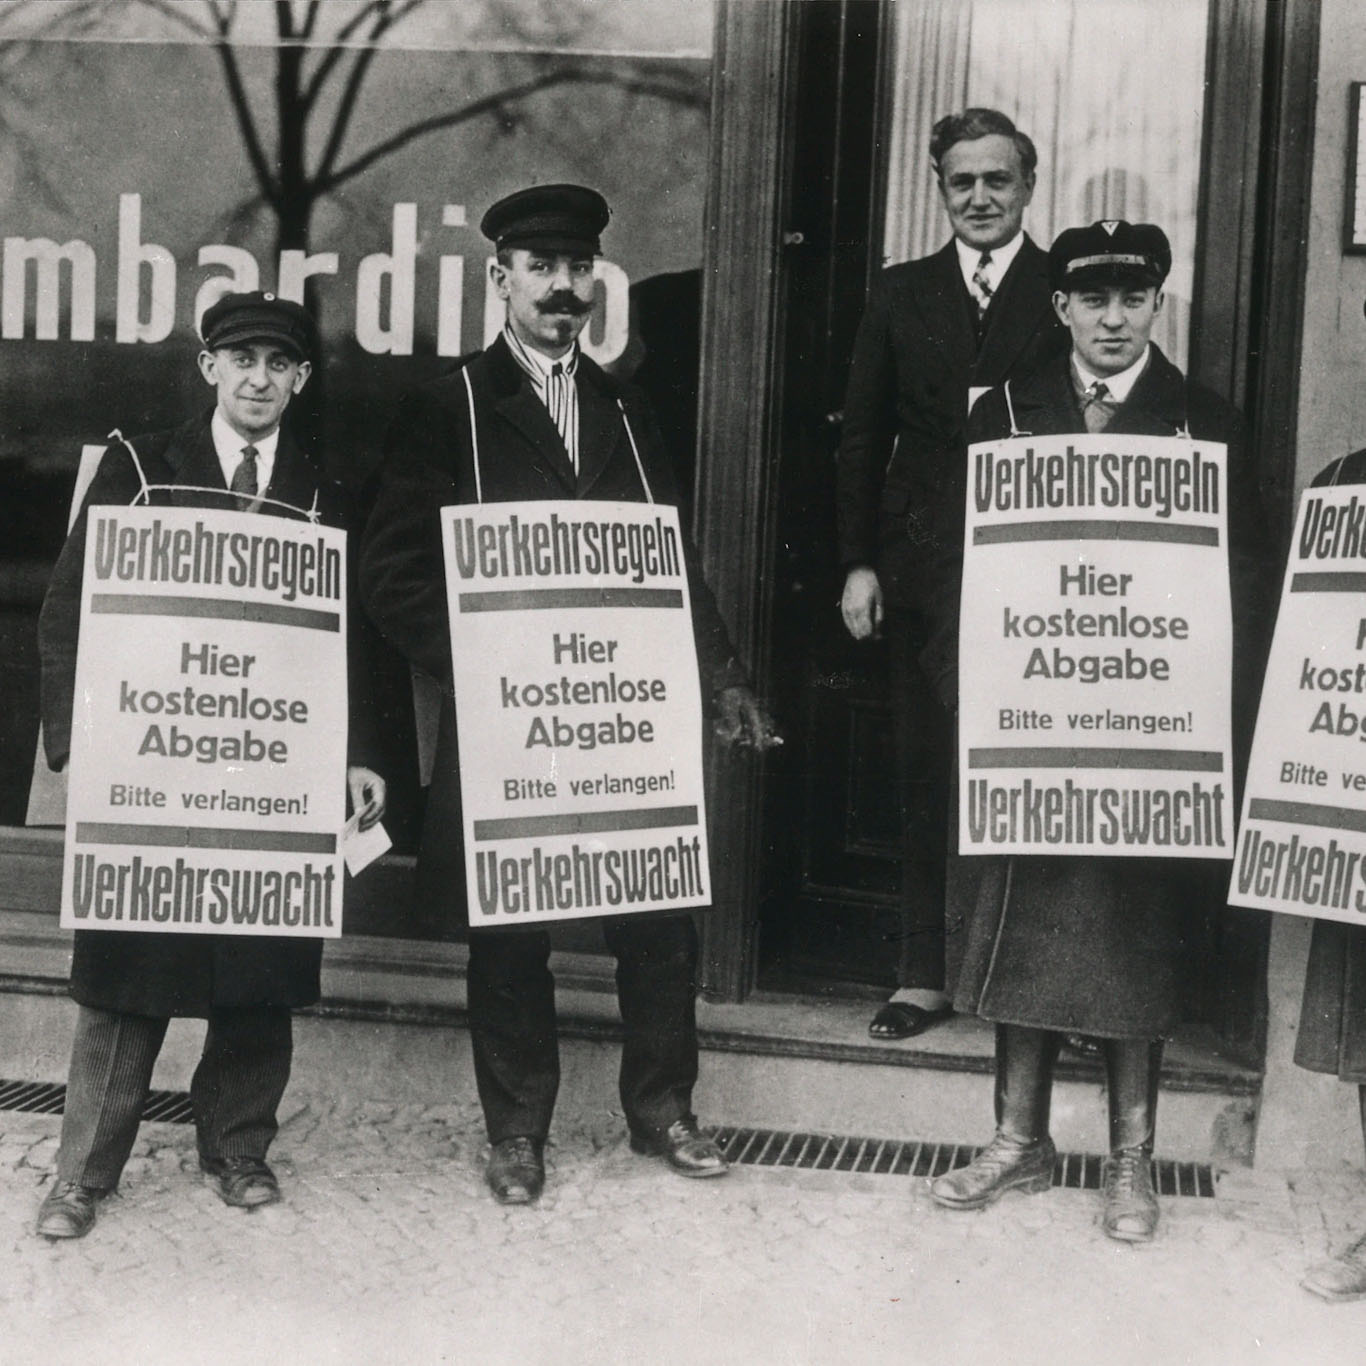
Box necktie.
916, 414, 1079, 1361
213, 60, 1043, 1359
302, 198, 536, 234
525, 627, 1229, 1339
546, 362, 575, 473
971, 252, 994, 319
230, 444, 259, 498
1082, 381, 1114, 434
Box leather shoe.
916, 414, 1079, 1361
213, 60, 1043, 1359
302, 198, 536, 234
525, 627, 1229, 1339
1102, 1147, 1159, 1243
930, 1131, 1056, 1209
36, 1180, 105, 1239
629, 1117, 729, 1177
868, 1001, 953, 1040
486, 1136, 545, 1205
1302, 1234, 1366, 1301
200, 1155, 281, 1209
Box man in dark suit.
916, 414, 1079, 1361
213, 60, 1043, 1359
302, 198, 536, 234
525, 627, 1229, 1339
359, 185, 775, 1205
34, 292, 386, 1239
836, 108, 1065, 1039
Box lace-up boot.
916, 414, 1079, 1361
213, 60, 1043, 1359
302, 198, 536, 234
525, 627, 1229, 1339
931, 1024, 1059, 1210
1302, 1233, 1366, 1302
1101, 1037, 1162, 1242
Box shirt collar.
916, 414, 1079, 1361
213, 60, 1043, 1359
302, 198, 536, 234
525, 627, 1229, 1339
954, 230, 1025, 286
504, 324, 579, 382
1072, 344, 1151, 404
211, 407, 280, 490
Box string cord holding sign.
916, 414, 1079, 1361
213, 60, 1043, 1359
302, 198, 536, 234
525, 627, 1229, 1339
1002, 381, 1030, 439
1174, 380, 1192, 441
107, 428, 323, 522
461, 367, 484, 505
616, 400, 655, 505
458, 369, 656, 506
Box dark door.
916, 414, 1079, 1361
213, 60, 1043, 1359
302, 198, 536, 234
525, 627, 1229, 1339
754, 0, 1271, 1073
757, 0, 923, 991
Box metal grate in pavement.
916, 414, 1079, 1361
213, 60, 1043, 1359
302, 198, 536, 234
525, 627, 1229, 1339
0, 1085, 1216, 1195
0, 1078, 195, 1124
709, 1125, 1216, 1197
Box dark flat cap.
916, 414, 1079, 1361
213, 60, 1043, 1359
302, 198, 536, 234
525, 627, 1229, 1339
1049, 221, 1172, 291
480, 184, 611, 255
200, 290, 316, 360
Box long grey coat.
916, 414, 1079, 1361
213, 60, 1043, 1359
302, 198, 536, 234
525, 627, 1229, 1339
939, 347, 1272, 1037
1296, 447, 1366, 1081
38, 412, 371, 1017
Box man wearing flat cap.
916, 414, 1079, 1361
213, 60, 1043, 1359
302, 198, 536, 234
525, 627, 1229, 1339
361, 183, 776, 1205
33, 291, 386, 1239
924, 221, 1270, 1243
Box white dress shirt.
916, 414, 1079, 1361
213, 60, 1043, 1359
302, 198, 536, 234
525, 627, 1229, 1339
503, 325, 581, 472
1072, 344, 1152, 404
955, 230, 1026, 300
211, 408, 278, 494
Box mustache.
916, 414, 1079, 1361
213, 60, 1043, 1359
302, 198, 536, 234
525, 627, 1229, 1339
536, 292, 593, 317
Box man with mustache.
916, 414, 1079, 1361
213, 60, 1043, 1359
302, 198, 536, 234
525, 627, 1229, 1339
360, 184, 776, 1206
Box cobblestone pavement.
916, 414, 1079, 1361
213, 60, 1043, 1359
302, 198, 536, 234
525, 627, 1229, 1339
4, 1091, 1366, 1366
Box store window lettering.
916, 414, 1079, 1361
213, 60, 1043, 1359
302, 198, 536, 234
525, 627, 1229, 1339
1, 193, 630, 362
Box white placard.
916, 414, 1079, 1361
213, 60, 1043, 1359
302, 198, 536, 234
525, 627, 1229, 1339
1231, 485, 1366, 920
958, 433, 1232, 857
443, 500, 710, 926
60, 506, 349, 936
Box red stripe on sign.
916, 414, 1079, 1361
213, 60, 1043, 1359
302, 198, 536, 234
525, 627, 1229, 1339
473, 806, 699, 841
1290, 573, 1366, 593
74, 823, 336, 853
973, 521, 1218, 546
458, 588, 683, 612
90, 594, 339, 631
1247, 799, 1366, 834
968, 748, 1223, 771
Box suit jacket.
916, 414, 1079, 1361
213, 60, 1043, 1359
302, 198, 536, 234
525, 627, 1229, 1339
835, 236, 1066, 609
38, 410, 370, 1016
946, 345, 1273, 1036
359, 334, 745, 925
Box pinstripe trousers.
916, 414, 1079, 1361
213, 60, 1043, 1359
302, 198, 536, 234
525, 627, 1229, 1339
56, 1004, 293, 1189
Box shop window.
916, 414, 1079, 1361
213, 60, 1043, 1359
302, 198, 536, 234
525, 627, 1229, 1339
883, 0, 1208, 367
0, 2, 716, 935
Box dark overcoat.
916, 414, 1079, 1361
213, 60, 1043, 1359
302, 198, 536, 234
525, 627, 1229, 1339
1296, 448, 1366, 1081
358, 335, 744, 924
834, 236, 1067, 607
936, 346, 1272, 1036
38, 411, 367, 1016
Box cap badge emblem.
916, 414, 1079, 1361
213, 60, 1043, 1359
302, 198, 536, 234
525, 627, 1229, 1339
1100, 221, 1119, 236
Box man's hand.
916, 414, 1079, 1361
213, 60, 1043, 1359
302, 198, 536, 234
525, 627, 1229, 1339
840, 565, 883, 640
347, 765, 387, 831
714, 686, 781, 751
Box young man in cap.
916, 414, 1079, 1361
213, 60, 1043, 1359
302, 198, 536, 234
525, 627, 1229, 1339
923, 222, 1270, 1242
835, 109, 1066, 1041
34, 291, 386, 1239
361, 184, 776, 1205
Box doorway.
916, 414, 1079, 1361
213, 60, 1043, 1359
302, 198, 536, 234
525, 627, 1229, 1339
752, 0, 1273, 1070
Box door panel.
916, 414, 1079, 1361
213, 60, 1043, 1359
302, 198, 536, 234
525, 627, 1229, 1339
758, 0, 921, 988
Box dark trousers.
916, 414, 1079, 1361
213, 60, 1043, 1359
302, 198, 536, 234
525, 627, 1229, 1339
467, 913, 699, 1144
889, 615, 950, 990
56, 1003, 293, 1189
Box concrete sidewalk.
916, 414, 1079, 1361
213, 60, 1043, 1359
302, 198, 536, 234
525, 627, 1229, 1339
4, 1084, 1366, 1366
